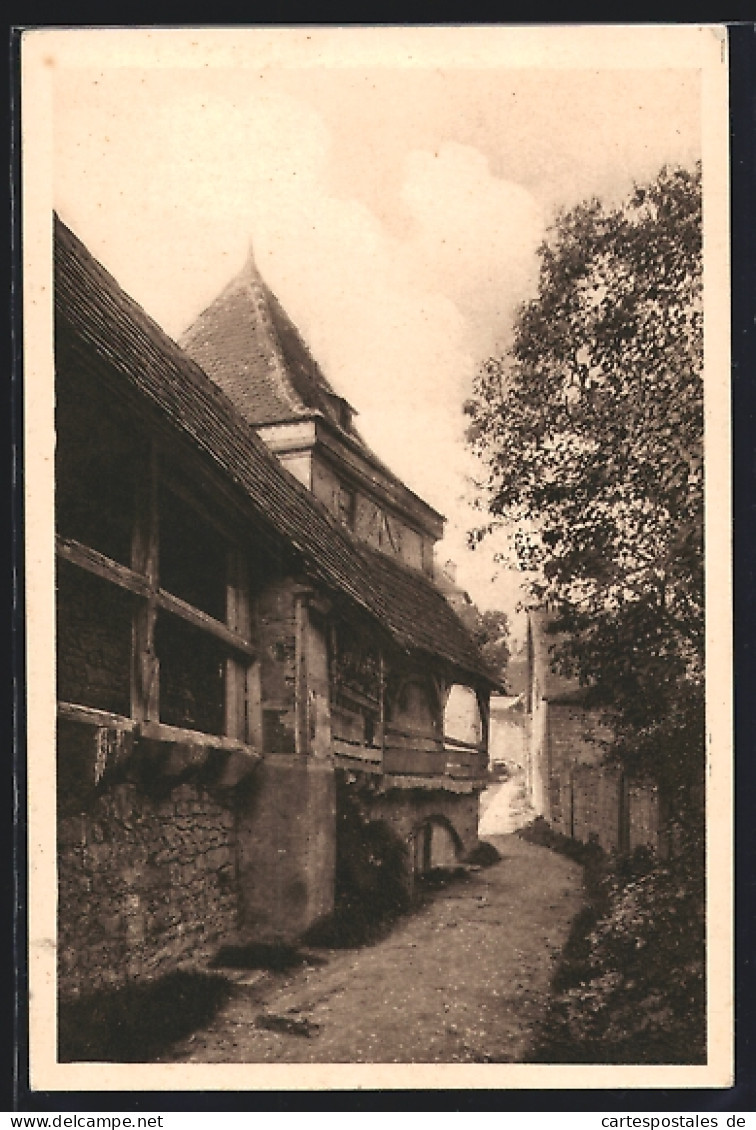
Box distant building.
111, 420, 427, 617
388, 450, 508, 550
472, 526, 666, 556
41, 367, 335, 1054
525, 610, 661, 854
488, 695, 527, 773
54, 216, 497, 1002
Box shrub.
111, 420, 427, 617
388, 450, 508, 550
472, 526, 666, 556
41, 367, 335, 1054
465, 839, 502, 867
535, 849, 705, 1064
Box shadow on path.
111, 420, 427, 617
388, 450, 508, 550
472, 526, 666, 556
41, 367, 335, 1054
158, 833, 585, 1065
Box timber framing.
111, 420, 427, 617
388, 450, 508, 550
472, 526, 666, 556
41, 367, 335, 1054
55, 215, 498, 689
56, 413, 257, 741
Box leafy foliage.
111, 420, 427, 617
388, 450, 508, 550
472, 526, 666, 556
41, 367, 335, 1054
455, 604, 511, 685
531, 843, 706, 1064
466, 165, 703, 797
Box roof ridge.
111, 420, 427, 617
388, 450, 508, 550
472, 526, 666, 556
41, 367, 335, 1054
239, 270, 304, 417
180, 248, 346, 428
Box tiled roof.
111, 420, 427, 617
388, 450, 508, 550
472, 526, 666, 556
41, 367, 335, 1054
179, 250, 349, 431
54, 216, 496, 686
178, 248, 442, 523
356, 542, 501, 686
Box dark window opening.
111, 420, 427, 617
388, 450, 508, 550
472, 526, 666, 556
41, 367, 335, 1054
158, 486, 228, 622
55, 391, 142, 567
327, 393, 354, 431
156, 614, 226, 735
56, 561, 133, 717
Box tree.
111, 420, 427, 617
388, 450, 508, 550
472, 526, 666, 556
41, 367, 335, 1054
465, 165, 703, 815
456, 604, 510, 687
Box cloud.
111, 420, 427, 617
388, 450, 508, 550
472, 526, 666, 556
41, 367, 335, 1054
252, 140, 545, 511
400, 142, 544, 349
55, 73, 489, 514
54, 72, 334, 334
52, 58, 703, 621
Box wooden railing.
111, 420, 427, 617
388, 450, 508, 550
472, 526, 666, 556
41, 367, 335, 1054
332, 727, 488, 782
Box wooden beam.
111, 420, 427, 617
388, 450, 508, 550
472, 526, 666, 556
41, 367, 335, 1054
156, 588, 256, 657
384, 725, 443, 746
225, 547, 253, 741
442, 734, 486, 752
377, 648, 386, 756
333, 684, 380, 712
57, 701, 137, 731
383, 746, 446, 776
332, 737, 382, 763
332, 753, 382, 775
56, 536, 150, 598
139, 719, 260, 754
293, 590, 308, 755
476, 688, 491, 753
131, 441, 159, 723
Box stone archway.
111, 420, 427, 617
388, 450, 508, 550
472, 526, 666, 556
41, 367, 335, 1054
409, 814, 463, 876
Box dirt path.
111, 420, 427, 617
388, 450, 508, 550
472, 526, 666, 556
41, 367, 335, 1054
479, 774, 535, 836
160, 833, 584, 1064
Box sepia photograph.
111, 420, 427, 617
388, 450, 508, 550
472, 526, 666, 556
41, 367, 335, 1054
21, 24, 732, 1092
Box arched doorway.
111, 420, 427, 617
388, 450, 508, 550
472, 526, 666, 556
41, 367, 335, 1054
410, 816, 461, 876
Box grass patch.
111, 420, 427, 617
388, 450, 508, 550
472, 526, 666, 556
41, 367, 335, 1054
58, 971, 232, 1062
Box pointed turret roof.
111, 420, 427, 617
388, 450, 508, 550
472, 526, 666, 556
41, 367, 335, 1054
179, 244, 445, 534
180, 248, 359, 435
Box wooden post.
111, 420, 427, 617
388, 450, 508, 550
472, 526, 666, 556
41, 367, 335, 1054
476, 688, 490, 755
246, 654, 263, 751
131, 441, 159, 723
433, 674, 447, 740
378, 648, 386, 766
225, 547, 252, 742
293, 589, 308, 756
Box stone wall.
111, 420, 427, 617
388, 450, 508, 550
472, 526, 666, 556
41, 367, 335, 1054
542, 702, 661, 853
544, 702, 610, 838
627, 780, 661, 852
570, 763, 623, 852
346, 780, 481, 867
58, 773, 237, 1000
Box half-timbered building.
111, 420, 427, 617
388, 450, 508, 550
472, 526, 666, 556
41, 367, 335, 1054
54, 216, 497, 999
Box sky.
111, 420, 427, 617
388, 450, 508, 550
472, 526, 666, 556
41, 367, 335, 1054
47, 26, 707, 634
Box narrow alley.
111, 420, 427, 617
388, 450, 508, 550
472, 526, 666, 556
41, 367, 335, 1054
159, 827, 583, 1065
